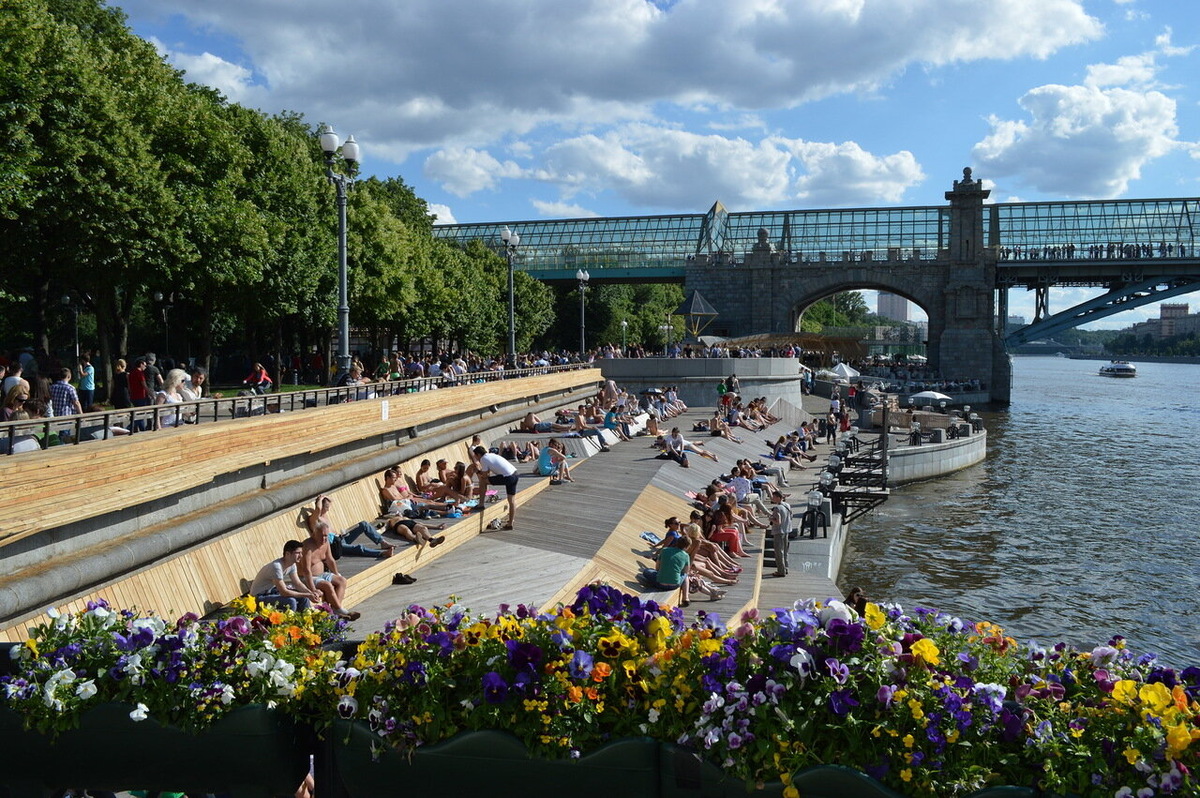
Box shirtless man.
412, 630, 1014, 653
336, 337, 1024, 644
518, 412, 571, 434
299, 497, 360, 621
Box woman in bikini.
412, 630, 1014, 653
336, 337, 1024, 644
378, 468, 453, 515
415, 459, 469, 502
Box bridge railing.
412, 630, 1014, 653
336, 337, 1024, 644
0, 363, 599, 456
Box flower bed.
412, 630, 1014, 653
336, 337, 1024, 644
0, 597, 342, 796
302, 586, 1199, 797
4, 589, 1198, 797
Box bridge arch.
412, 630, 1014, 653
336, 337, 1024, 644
785, 278, 938, 334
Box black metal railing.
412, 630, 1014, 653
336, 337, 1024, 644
0, 363, 599, 456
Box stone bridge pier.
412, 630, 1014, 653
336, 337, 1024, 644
686, 170, 1012, 404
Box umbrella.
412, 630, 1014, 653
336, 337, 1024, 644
640, 388, 664, 395
909, 390, 953, 404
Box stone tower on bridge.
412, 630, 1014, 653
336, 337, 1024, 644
685, 169, 1012, 403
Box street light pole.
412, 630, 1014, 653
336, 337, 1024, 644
152, 291, 175, 360
500, 226, 521, 367
620, 319, 628, 354
575, 269, 589, 357
319, 125, 360, 384
60, 295, 80, 360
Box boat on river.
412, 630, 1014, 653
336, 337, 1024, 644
1099, 360, 1137, 378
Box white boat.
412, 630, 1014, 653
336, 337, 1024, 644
1099, 361, 1137, 378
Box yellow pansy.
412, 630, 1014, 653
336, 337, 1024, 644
864, 602, 886, 630
1138, 682, 1173, 716
1111, 680, 1139, 705
900, 769, 913, 782
908, 699, 925, 720
903, 734, 915, 748
1123, 747, 1141, 765
1165, 723, 1197, 760
910, 638, 941, 667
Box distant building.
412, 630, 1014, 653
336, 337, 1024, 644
1127, 303, 1200, 339
877, 293, 908, 322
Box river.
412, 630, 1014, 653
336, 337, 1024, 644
839, 355, 1200, 668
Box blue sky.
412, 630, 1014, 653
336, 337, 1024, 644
112, 0, 1199, 329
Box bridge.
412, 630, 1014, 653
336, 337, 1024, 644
435, 171, 1200, 403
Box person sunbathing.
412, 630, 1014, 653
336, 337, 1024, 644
681, 521, 741, 584
378, 468, 453, 516
377, 515, 445, 549
519, 412, 572, 434
535, 438, 574, 483
705, 505, 750, 558
709, 411, 743, 443
415, 458, 469, 501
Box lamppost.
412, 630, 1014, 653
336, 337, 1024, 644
319, 124, 360, 384
575, 269, 589, 356
152, 291, 177, 359
658, 323, 671, 357
60, 294, 80, 360
500, 226, 521, 367
620, 319, 628, 353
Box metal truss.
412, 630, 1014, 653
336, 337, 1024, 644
1006, 276, 1200, 346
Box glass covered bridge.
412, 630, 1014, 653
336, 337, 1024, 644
434, 197, 1199, 284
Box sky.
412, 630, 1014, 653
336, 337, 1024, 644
111, 0, 1199, 330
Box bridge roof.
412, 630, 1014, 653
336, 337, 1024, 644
433, 197, 1200, 280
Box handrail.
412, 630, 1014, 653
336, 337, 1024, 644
0, 363, 599, 455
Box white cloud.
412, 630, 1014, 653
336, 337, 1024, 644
530, 200, 599, 218
973, 33, 1196, 198
118, 0, 1104, 167
148, 38, 263, 104
786, 141, 925, 206
424, 126, 922, 211
428, 203, 457, 225
422, 148, 524, 197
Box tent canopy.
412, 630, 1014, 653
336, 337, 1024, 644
831, 362, 860, 378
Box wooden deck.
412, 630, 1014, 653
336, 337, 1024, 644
347, 407, 845, 634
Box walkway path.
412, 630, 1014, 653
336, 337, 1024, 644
348, 398, 846, 634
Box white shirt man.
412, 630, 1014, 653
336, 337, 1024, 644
474, 446, 519, 530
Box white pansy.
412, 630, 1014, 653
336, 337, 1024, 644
220, 684, 236, 705
790, 649, 815, 675
129, 702, 150, 721
75, 680, 97, 700
818, 600, 853, 628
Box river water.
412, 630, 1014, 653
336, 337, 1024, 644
839, 355, 1200, 668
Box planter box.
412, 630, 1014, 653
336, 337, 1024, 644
0, 703, 309, 798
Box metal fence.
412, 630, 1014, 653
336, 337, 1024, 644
1, 363, 599, 456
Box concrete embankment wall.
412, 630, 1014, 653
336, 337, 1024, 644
886, 430, 988, 485
0, 370, 600, 639
599, 358, 807, 409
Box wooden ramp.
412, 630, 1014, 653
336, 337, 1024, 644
347, 410, 791, 634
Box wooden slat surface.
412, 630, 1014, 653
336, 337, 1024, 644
0, 371, 596, 549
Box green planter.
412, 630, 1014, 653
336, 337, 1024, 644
324, 727, 1044, 798
0, 703, 309, 798
327, 722, 661, 798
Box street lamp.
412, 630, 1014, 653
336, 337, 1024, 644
60, 294, 80, 360
576, 269, 590, 356
152, 291, 177, 359
500, 226, 521, 367
620, 319, 628, 353
658, 323, 671, 357
319, 124, 360, 384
